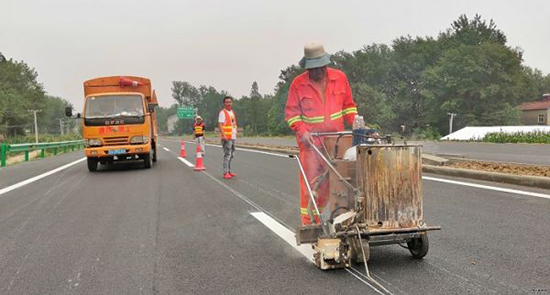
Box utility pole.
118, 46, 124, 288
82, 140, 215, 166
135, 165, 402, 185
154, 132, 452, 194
59, 119, 64, 136
28, 110, 42, 143
447, 112, 457, 135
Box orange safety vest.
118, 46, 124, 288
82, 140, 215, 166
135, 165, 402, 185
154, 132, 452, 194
193, 122, 205, 137
220, 109, 237, 140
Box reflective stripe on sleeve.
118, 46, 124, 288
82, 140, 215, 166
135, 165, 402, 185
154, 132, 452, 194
287, 115, 303, 126
342, 107, 358, 115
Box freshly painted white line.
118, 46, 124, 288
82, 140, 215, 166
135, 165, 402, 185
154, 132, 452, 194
0, 157, 87, 196
180, 163, 389, 293
163, 147, 170, 152
178, 157, 194, 168
250, 211, 389, 295
423, 176, 550, 200
250, 212, 314, 261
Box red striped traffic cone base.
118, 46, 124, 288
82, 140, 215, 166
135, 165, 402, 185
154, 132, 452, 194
194, 145, 205, 171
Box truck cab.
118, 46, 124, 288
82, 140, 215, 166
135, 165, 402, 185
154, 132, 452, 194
73, 76, 158, 171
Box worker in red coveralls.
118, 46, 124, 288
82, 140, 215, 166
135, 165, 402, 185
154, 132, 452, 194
285, 42, 358, 225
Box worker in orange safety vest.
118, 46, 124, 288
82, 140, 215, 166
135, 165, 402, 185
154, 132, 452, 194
193, 116, 206, 156
285, 42, 358, 225
218, 96, 238, 179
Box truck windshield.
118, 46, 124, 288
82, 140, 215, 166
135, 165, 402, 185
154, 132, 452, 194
84, 95, 146, 126
85, 95, 144, 118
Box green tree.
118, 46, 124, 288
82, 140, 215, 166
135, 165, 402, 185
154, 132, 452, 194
0, 54, 46, 136
171, 81, 200, 106
156, 104, 178, 133
40, 95, 74, 134
422, 41, 524, 133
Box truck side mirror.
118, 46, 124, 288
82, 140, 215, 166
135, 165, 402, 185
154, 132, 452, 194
65, 106, 73, 117
148, 103, 158, 113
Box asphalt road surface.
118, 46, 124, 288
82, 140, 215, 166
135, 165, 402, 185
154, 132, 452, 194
0, 138, 549, 294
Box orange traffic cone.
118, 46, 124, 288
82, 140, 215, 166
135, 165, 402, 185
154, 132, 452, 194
180, 141, 186, 157
194, 145, 206, 171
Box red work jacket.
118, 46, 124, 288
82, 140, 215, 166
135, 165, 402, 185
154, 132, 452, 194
285, 68, 357, 147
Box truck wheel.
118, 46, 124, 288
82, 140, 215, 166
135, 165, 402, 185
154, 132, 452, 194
152, 144, 157, 162
143, 152, 152, 169
408, 233, 429, 259
87, 157, 98, 172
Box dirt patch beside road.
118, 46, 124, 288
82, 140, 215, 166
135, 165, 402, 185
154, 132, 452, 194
448, 161, 550, 178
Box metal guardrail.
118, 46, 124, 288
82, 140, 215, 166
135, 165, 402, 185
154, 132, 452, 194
0, 140, 84, 167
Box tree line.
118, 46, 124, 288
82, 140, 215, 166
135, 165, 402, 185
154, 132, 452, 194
3, 14, 550, 140
162, 15, 550, 138
0, 53, 76, 140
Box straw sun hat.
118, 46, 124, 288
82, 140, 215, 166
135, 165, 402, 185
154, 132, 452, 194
299, 42, 331, 69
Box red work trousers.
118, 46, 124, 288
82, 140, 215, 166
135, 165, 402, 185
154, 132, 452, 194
298, 146, 329, 225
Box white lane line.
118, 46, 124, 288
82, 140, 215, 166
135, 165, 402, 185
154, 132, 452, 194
174, 156, 391, 292
0, 157, 86, 196
170, 140, 550, 200
250, 212, 314, 261
250, 211, 389, 295
235, 147, 291, 158
178, 157, 194, 168
163, 147, 170, 152
423, 176, 550, 200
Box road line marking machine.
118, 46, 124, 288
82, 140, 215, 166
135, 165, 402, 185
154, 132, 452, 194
292, 131, 441, 275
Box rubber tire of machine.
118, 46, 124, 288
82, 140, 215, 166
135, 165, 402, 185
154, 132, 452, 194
87, 157, 98, 172
143, 152, 152, 169
407, 233, 429, 259
152, 144, 157, 162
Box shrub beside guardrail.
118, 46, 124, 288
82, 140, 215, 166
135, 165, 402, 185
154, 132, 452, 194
0, 140, 84, 167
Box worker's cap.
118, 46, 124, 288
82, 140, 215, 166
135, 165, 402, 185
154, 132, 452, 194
196, 116, 202, 120
299, 42, 331, 69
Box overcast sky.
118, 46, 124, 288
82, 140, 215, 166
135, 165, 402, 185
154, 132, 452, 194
2, 0, 549, 110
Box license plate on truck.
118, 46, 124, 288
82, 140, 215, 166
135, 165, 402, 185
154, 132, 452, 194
108, 149, 126, 155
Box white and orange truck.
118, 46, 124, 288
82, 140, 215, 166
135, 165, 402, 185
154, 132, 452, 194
66, 76, 158, 171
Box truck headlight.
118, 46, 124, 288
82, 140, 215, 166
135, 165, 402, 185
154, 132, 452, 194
130, 136, 149, 144
85, 138, 102, 147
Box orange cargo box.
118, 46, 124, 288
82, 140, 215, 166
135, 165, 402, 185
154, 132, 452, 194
83, 76, 157, 104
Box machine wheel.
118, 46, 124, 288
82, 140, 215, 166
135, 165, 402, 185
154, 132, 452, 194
408, 233, 429, 259
87, 157, 98, 172
143, 152, 152, 169
152, 143, 157, 162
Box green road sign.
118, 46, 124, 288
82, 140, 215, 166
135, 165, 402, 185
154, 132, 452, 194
177, 107, 195, 119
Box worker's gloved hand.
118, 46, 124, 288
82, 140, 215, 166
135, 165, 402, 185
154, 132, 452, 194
300, 131, 315, 147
